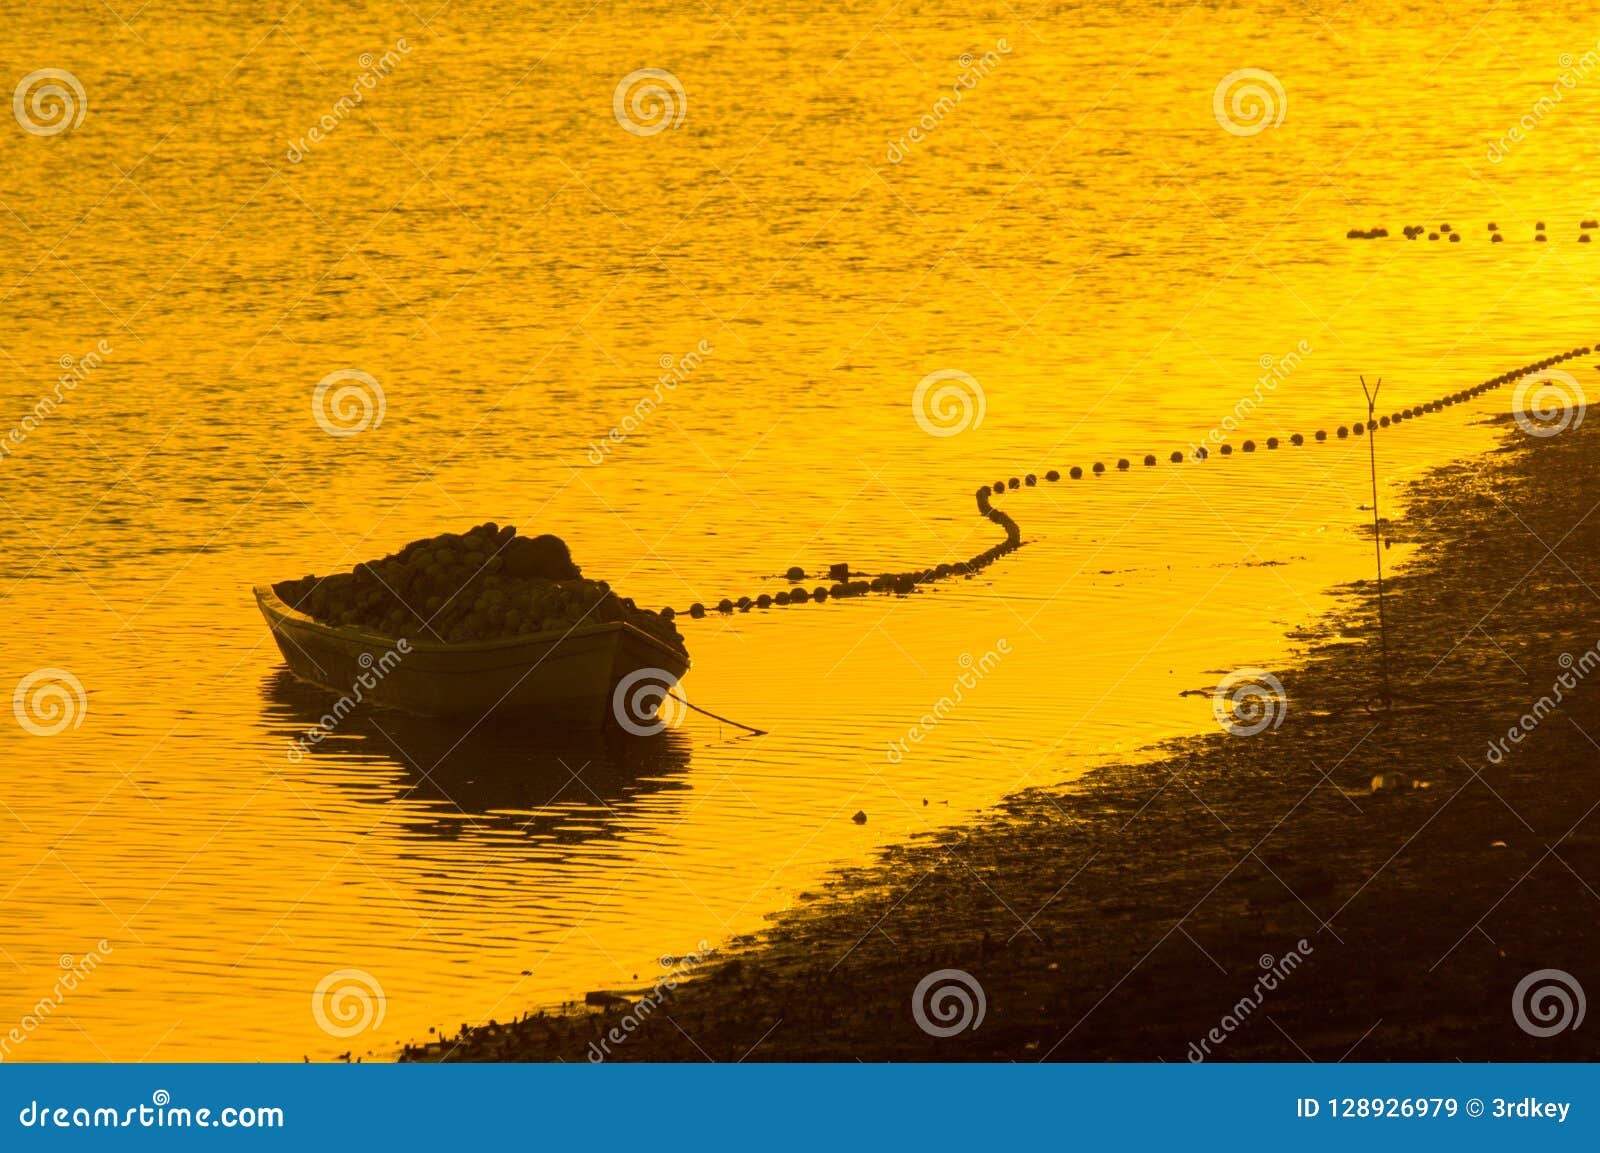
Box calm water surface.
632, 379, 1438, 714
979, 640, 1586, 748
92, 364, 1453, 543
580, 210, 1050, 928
2, 1, 1598, 1058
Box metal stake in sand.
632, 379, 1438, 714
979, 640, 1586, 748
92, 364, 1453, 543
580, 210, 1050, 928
1360, 375, 1393, 711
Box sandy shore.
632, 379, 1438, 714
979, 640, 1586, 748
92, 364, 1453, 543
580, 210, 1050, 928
412, 409, 1600, 1062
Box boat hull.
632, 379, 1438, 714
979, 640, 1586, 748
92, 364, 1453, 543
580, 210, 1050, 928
254, 585, 689, 728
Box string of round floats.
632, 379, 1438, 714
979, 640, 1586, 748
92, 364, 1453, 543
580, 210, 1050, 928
659, 343, 1594, 622
1348, 220, 1600, 242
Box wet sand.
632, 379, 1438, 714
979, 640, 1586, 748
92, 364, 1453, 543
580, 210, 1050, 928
413, 412, 1600, 1062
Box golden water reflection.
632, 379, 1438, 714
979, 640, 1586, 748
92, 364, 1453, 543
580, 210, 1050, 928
2, 0, 1598, 1058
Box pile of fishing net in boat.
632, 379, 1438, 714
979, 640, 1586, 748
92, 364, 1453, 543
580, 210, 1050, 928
272, 523, 683, 648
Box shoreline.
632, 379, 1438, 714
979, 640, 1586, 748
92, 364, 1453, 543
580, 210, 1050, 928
411, 404, 1600, 1062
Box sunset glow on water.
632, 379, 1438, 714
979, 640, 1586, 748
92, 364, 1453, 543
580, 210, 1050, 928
3, 1, 1598, 1060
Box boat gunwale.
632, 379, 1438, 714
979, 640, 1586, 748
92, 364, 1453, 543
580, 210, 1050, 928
252, 583, 691, 668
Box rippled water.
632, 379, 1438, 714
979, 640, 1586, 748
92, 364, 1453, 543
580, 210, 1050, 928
3, 1, 1598, 1059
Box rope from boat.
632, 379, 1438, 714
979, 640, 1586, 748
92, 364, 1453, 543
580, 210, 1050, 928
666, 691, 767, 736
660, 343, 1593, 620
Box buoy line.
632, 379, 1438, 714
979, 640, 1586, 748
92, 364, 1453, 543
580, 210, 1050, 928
661, 344, 1593, 622
1350, 220, 1599, 242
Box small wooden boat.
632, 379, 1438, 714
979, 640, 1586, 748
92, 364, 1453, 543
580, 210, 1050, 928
254, 584, 690, 728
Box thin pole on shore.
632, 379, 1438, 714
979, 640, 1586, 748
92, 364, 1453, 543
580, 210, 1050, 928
1360, 375, 1393, 711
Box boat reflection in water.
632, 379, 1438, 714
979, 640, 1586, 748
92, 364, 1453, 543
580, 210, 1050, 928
258, 669, 695, 854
